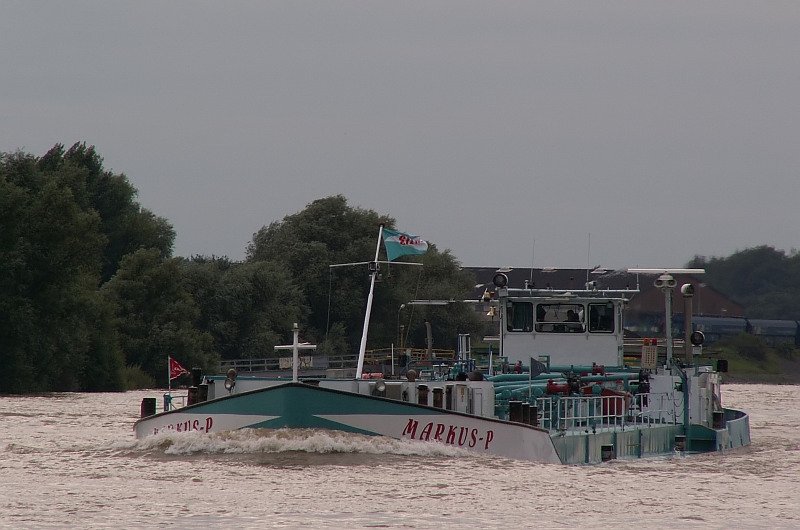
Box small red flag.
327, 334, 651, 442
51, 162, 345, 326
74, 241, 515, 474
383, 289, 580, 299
169, 357, 190, 380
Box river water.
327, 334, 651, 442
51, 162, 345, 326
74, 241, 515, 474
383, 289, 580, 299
1, 384, 798, 529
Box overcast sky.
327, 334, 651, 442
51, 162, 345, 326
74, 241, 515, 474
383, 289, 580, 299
3, 2, 799, 269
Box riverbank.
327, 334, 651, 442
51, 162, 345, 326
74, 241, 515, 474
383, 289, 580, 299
710, 348, 800, 384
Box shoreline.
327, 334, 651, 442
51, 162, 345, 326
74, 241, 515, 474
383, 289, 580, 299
723, 374, 800, 385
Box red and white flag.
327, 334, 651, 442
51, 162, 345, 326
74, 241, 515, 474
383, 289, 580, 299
169, 356, 190, 380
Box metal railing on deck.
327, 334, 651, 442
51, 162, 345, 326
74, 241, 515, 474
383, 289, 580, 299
219, 358, 278, 372
164, 393, 187, 412
534, 392, 677, 431
327, 353, 359, 369
218, 349, 456, 375
364, 348, 456, 364
219, 353, 358, 374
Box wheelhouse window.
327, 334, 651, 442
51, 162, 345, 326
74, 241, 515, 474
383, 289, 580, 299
588, 302, 615, 333
535, 303, 584, 333
506, 301, 533, 332
506, 301, 617, 334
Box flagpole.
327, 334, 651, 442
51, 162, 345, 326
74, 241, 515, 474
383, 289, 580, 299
356, 224, 384, 379
166, 356, 171, 412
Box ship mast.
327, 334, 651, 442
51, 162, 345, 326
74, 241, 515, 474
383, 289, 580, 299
355, 225, 385, 378
329, 225, 421, 379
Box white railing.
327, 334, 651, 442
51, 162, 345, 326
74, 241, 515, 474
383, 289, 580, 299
533, 392, 677, 431
164, 393, 187, 412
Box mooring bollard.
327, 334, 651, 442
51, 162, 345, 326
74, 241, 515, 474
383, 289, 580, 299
140, 397, 157, 418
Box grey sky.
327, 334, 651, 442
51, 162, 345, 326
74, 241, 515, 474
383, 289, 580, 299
3, 2, 799, 269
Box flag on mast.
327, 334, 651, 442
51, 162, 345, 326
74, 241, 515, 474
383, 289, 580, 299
382, 228, 428, 261
169, 356, 190, 380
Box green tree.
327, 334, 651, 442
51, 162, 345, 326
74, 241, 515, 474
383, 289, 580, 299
104, 249, 217, 385
689, 246, 800, 319
247, 195, 390, 350
0, 150, 124, 392
394, 250, 484, 352
38, 143, 175, 282
181, 256, 307, 360
246, 195, 482, 354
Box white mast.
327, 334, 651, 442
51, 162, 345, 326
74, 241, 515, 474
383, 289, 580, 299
356, 225, 385, 379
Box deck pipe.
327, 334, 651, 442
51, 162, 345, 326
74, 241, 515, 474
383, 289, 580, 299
507, 386, 546, 399
547, 365, 640, 374
490, 373, 563, 383
496, 383, 548, 394
489, 365, 640, 383
491, 372, 639, 389
495, 376, 640, 399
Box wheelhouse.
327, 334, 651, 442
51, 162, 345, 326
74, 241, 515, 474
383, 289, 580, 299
498, 288, 628, 367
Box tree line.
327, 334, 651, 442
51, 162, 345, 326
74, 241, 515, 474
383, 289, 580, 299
3, 143, 795, 393
688, 246, 800, 320
0, 144, 481, 393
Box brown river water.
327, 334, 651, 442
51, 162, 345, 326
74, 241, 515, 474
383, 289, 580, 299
1, 384, 798, 529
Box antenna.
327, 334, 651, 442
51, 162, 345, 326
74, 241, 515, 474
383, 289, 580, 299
586, 233, 591, 285
529, 239, 535, 285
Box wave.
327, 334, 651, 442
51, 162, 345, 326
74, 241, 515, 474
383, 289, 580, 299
119, 428, 472, 458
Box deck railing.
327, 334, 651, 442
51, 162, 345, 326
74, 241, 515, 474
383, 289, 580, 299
163, 393, 187, 412
219, 353, 359, 373
533, 392, 677, 431
219, 348, 457, 375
